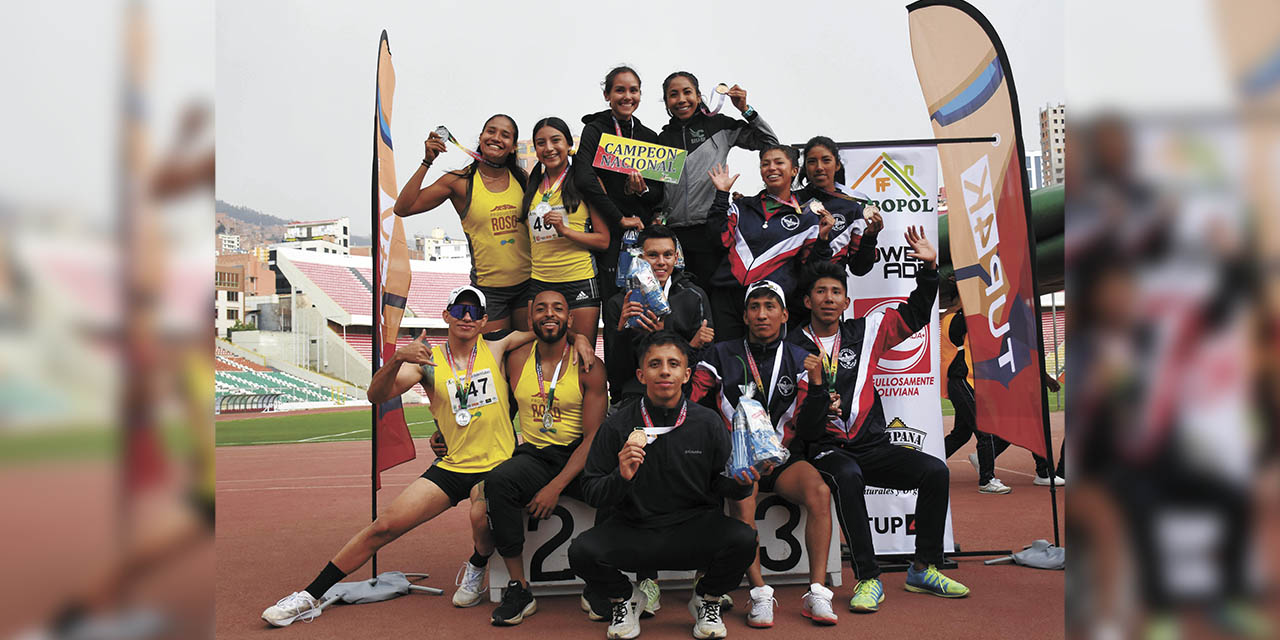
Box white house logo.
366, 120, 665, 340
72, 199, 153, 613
886, 417, 927, 450
775, 375, 795, 397
838, 348, 857, 370
852, 297, 931, 375
780, 214, 800, 231
831, 213, 847, 233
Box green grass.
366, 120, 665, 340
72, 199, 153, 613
216, 405, 438, 446
941, 393, 1063, 416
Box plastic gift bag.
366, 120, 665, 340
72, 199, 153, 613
616, 229, 641, 287
725, 382, 789, 478
623, 258, 671, 329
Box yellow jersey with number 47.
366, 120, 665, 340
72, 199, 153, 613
423, 340, 515, 473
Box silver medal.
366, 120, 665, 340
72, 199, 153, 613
455, 408, 472, 426
434, 125, 451, 140
533, 201, 552, 217
542, 412, 554, 433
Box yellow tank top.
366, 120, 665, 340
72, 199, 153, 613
426, 340, 515, 472
513, 344, 585, 448
462, 171, 531, 288
528, 183, 597, 283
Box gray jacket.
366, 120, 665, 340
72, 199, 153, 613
656, 110, 778, 228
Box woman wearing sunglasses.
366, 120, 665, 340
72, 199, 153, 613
395, 114, 532, 332
523, 117, 610, 345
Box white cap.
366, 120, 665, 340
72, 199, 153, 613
446, 285, 487, 313
744, 280, 786, 306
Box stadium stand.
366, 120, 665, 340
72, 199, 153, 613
215, 346, 358, 405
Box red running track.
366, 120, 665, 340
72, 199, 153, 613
216, 414, 1065, 639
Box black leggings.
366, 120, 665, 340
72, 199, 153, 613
943, 376, 1010, 485
485, 443, 580, 558
569, 510, 757, 600
809, 441, 950, 579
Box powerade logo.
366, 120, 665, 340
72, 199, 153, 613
848, 152, 934, 214
875, 244, 930, 279
852, 297, 931, 375
870, 512, 917, 535
885, 417, 927, 450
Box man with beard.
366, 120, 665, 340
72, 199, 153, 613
261, 286, 593, 627
480, 289, 608, 626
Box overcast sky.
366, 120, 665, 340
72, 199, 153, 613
213, 0, 1065, 240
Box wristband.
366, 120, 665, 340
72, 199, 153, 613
742, 106, 757, 120
421, 159, 432, 168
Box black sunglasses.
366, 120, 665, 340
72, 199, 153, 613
447, 303, 484, 320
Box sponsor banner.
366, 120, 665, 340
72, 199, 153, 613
908, 0, 1047, 456
839, 144, 954, 555
372, 31, 415, 488
591, 133, 687, 184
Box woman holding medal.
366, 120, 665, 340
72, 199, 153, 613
703, 145, 835, 341
394, 114, 532, 332
657, 72, 779, 291
522, 117, 611, 345
573, 65, 665, 306
794, 136, 884, 278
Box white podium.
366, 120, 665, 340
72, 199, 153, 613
489, 494, 842, 602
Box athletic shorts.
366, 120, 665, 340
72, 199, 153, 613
420, 464, 489, 506
476, 280, 530, 322
758, 455, 802, 494
527, 277, 600, 309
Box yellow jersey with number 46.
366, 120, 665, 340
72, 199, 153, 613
424, 340, 515, 473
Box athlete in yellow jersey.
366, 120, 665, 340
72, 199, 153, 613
521, 117, 611, 345
261, 286, 594, 627
455, 289, 606, 626
394, 114, 533, 332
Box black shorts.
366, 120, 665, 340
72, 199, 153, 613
527, 277, 600, 309
476, 280, 530, 322
758, 455, 802, 494
420, 464, 489, 506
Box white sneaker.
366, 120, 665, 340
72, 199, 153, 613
692, 573, 734, 610
606, 587, 644, 640
1034, 474, 1067, 487
801, 583, 838, 625
693, 596, 727, 639
979, 478, 1012, 494
261, 591, 320, 627
452, 561, 486, 608
746, 585, 776, 628
967, 453, 979, 473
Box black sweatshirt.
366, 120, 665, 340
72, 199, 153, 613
602, 272, 714, 401
581, 395, 751, 528
573, 110, 665, 269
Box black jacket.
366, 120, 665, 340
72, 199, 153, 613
794, 184, 879, 277
946, 310, 969, 380
573, 110, 665, 271
786, 267, 939, 450
602, 272, 714, 401
581, 395, 751, 528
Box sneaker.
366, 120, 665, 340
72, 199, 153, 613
581, 593, 608, 622
801, 583, 838, 625
491, 580, 536, 626
261, 591, 320, 627
693, 597, 727, 639
606, 587, 644, 640
967, 453, 979, 473
978, 478, 1012, 494
904, 564, 970, 598
452, 561, 486, 608
848, 578, 885, 613
637, 578, 661, 618
691, 574, 734, 611
746, 585, 776, 628
1034, 474, 1067, 487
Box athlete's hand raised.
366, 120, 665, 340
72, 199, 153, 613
619, 440, 645, 481
708, 164, 739, 192
904, 225, 937, 269
396, 330, 436, 366
690, 319, 715, 349
803, 354, 824, 385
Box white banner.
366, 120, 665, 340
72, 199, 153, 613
837, 145, 955, 556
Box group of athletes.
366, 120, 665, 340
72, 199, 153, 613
261, 65, 968, 639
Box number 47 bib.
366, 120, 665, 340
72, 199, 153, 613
445, 368, 498, 413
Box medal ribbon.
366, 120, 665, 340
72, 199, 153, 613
804, 325, 841, 390
765, 192, 802, 214
443, 341, 478, 410
436, 126, 503, 167
702, 83, 729, 116
640, 399, 688, 440
535, 342, 570, 432
742, 340, 785, 406
539, 161, 571, 203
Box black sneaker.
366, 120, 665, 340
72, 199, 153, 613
491, 580, 536, 626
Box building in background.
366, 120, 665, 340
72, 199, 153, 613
1040, 103, 1065, 186
278, 217, 350, 255
216, 251, 273, 337
1024, 151, 1046, 190
416, 227, 469, 261
218, 233, 241, 254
